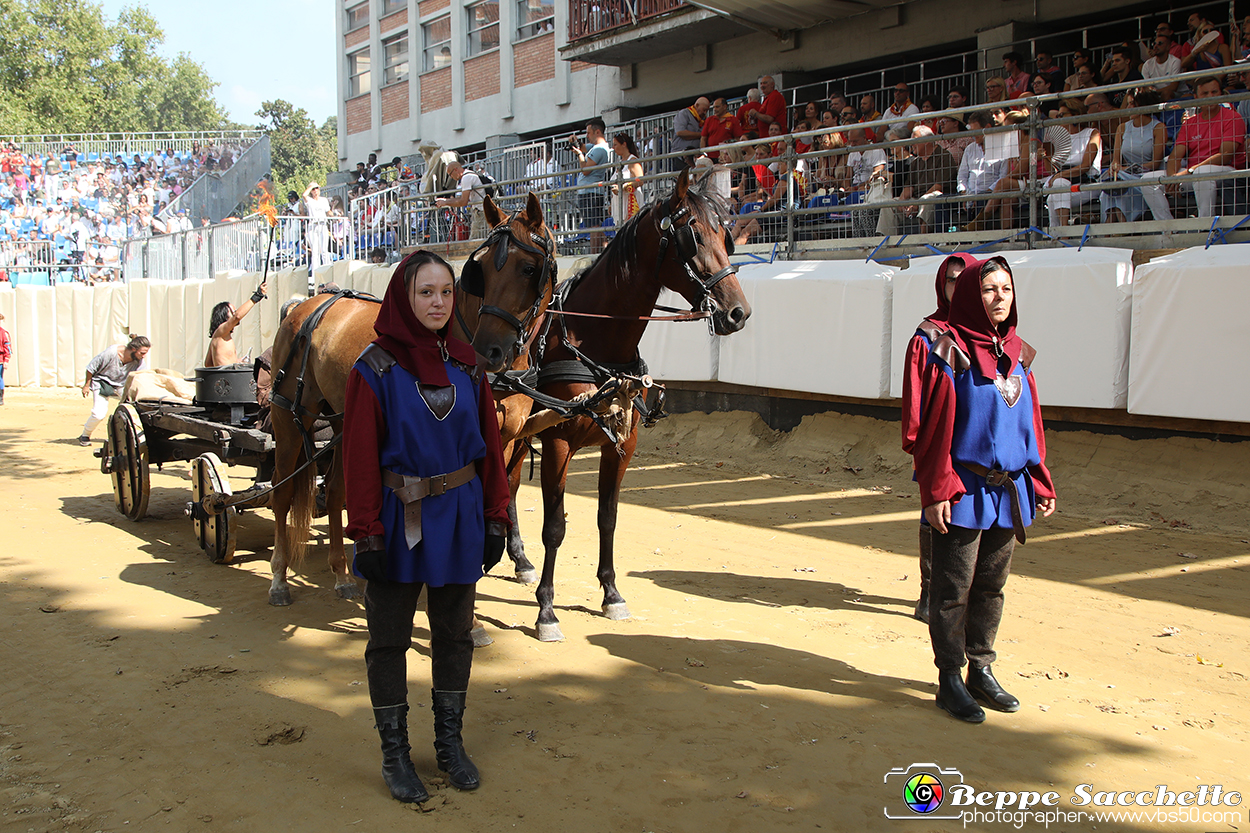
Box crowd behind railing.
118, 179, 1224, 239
12, 6, 1250, 284
0, 134, 262, 284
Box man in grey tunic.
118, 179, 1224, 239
79, 335, 150, 445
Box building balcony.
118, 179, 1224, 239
563, 0, 751, 65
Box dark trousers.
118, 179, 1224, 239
364, 580, 476, 707
928, 525, 1016, 671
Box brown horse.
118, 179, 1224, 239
530, 168, 751, 641
266, 192, 561, 606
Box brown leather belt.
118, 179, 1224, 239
382, 462, 479, 549
959, 462, 1028, 545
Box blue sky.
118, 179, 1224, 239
96, 0, 337, 127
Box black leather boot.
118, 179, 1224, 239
432, 690, 480, 790
966, 665, 1020, 712
936, 670, 986, 723
914, 526, 932, 623
374, 704, 429, 803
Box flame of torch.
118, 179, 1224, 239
257, 180, 278, 287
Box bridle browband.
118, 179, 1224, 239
455, 212, 558, 359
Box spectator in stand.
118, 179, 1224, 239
886, 83, 921, 133
1182, 12, 1226, 56
609, 133, 646, 225
839, 103, 875, 142
828, 92, 850, 119
730, 157, 797, 246
1237, 68, 1250, 132
1139, 76, 1246, 219
1082, 92, 1122, 149
1044, 101, 1103, 227
737, 88, 763, 135
956, 111, 1007, 222
878, 125, 957, 234
436, 160, 488, 239
1232, 16, 1250, 61
1034, 51, 1063, 91
936, 113, 972, 165
860, 93, 882, 124
820, 109, 837, 130
809, 130, 845, 192
1031, 74, 1059, 116
672, 96, 710, 170
984, 76, 1008, 104
1002, 52, 1032, 99
1143, 33, 1183, 103
368, 247, 387, 264
947, 86, 970, 112
569, 117, 612, 249
756, 75, 788, 132
840, 127, 888, 195
917, 95, 942, 133
1180, 22, 1231, 75
701, 98, 742, 161
1100, 89, 1167, 223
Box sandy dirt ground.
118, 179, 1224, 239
1, 388, 1248, 833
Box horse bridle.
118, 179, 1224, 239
653, 203, 737, 318
456, 214, 558, 359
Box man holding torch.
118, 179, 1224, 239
204, 280, 268, 368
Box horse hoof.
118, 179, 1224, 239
602, 602, 631, 621
536, 622, 565, 642
336, 583, 362, 601
269, 588, 293, 607
470, 625, 494, 648
515, 568, 538, 585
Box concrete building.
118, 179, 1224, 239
336, 0, 1181, 166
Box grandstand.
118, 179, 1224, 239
0, 132, 268, 285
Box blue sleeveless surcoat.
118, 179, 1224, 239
353, 357, 487, 586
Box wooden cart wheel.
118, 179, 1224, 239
191, 453, 236, 564
108, 404, 150, 521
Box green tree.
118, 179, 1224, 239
256, 99, 338, 202
0, 0, 226, 133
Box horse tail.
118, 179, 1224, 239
285, 443, 318, 569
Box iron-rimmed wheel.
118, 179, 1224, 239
191, 452, 236, 564
108, 404, 150, 521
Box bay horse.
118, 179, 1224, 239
530, 168, 751, 641
266, 192, 562, 606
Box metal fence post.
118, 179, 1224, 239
785, 141, 797, 254
1026, 106, 1040, 250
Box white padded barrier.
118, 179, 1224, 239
1130, 246, 1250, 423
718, 260, 895, 398
892, 248, 1134, 408
638, 288, 719, 382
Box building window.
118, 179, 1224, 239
466, 0, 499, 56
515, 0, 553, 39
383, 33, 409, 84
348, 48, 371, 96
422, 15, 451, 71
346, 2, 369, 31
382, 0, 406, 13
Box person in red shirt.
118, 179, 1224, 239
701, 98, 742, 161
1139, 76, 1245, 218
737, 88, 763, 134
756, 75, 787, 131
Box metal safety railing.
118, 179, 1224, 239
0, 131, 265, 162
568, 0, 684, 41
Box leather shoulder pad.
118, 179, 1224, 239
358, 344, 397, 376
1018, 339, 1036, 371
916, 318, 946, 344
931, 333, 971, 374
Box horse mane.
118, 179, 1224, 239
590, 176, 731, 288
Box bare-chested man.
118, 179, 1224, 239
204, 281, 267, 367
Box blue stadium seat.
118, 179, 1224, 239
740, 201, 763, 215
